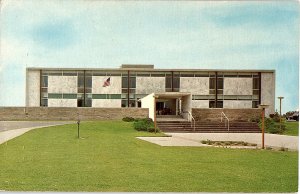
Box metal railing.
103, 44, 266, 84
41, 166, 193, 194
187, 111, 196, 131
180, 110, 195, 131
221, 112, 230, 131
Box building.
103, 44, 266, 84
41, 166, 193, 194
26, 65, 275, 118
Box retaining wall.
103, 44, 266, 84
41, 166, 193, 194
192, 108, 261, 122
0, 107, 148, 121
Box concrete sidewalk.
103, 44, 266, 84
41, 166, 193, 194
137, 133, 299, 150
0, 121, 74, 144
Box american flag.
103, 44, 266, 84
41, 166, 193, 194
103, 77, 111, 87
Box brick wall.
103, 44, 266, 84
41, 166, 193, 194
0, 107, 148, 121
192, 108, 261, 122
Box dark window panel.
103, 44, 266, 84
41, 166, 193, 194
85, 99, 92, 107
217, 89, 223, 94
85, 76, 92, 88
209, 100, 215, 108
180, 73, 194, 77
216, 101, 223, 108
85, 88, 92, 93
165, 76, 172, 89
129, 77, 136, 88
77, 99, 84, 107
252, 101, 259, 108
173, 77, 180, 88
63, 94, 77, 99
209, 89, 215, 94
110, 94, 121, 99
253, 89, 259, 95
209, 78, 216, 89
78, 87, 84, 93
121, 100, 127, 107
48, 93, 62, 99
253, 77, 259, 89
93, 94, 107, 99
194, 72, 209, 77
129, 100, 136, 107
217, 78, 223, 89
78, 76, 84, 87
42, 76, 48, 87
41, 99, 48, 107
122, 77, 128, 88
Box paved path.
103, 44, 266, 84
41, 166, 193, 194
0, 121, 74, 144
137, 133, 299, 150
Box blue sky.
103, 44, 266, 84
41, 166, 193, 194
0, 1, 299, 113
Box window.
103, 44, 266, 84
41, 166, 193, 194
209, 100, 215, 108
252, 101, 259, 108
217, 78, 223, 89
216, 101, 223, 108
41, 76, 48, 87
129, 77, 136, 88
41, 99, 48, 107
48, 93, 62, 99
122, 77, 128, 88
121, 100, 127, 107
209, 78, 216, 89
165, 76, 172, 90
63, 94, 77, 99
85, 76, 92, 88
78, 76, 84, 88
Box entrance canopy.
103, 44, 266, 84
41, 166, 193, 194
153, 92, 191, 99
140, 92, 192, 121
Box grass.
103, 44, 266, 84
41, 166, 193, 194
282, 121, 299, 136
0, 121, 298, 192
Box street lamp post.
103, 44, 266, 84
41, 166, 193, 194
277, 97, 284, 130
258, 104, 269, 149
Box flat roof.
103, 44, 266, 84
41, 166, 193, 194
26, 67, 275, 73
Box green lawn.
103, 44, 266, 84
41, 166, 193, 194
283, 122, 299, 136
0, 121, 298, 192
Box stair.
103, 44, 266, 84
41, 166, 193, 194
157, 120, 261, 133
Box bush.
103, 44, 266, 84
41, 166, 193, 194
122, 117, 135, 122
133, 118, 159, 132
259, 118, 286, 134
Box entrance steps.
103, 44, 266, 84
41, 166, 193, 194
157, 120, 261, 133
156, 115, 186, 122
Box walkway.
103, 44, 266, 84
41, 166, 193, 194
137, 132, 299, 150
0, 121, 73, 144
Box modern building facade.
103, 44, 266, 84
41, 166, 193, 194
26, 65, 275, 117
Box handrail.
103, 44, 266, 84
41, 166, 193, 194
187, 111, 196, 131
221, 112, 230, 131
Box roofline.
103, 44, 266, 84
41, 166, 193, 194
26, 67, 275, 73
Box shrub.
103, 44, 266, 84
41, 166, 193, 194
259, 117, 284, 134
133, 118, 158, 132
122, 117, 135, 122
201, 140, 207, 144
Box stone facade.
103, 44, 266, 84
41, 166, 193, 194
192, 108, 261, 122
180, 77, 209, 95
261, 72, 275, 117
48, 76, 77, 93
26, 70, 40, 107
92, 76, 122, 94
136, 77, 165, 94
224, 78, 252, 95
0, 107, 148, 121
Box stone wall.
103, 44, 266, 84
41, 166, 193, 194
192, 108, 261, 122
0, 107, 148, 121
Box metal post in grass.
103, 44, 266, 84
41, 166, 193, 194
77, 119, 80, 138
258, 104, 269, 149
153, 95, 157, 134
77, 113, 80, 138
278, 97, 284, 130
